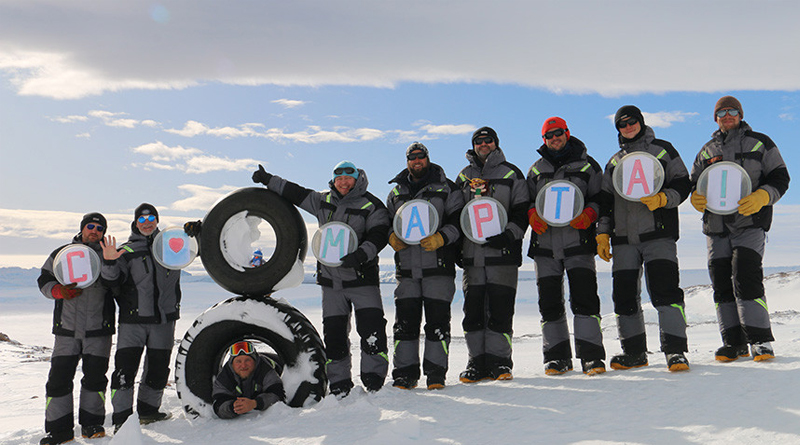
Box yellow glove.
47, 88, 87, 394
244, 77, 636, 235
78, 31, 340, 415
738, 189, 770, 216
420, 232, 445, 252
690, 191, 707, 213
596, 233, 612, 262
639, 192, 667, 211
388, 232, 408, 251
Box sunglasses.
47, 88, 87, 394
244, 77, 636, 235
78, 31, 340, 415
543, 129, 566, 140
334, 167, 355, 175
716, 109, 740, 118
617, 118, 638, 129
137, 214, 156, 224
407, 152, 428, 161
85, 224, 104, 232
473, 137, 494, 146
229, 341, 255, 357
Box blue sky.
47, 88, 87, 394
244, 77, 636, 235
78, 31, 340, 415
1, 1, 799, 269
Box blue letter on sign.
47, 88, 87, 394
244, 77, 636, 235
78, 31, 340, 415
404, 206, 427, 239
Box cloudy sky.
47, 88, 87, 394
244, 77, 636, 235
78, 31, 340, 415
1, 1, 799, 269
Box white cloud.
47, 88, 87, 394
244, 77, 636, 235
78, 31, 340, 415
419, 123, 476, 135
131, 141, 202, 161
779, 113, 794, 122
51, 115, 88, 123
184, 156, 259, 174
170, 184, 239, 212
272, 99, 306, 109
605, 111, 699, 128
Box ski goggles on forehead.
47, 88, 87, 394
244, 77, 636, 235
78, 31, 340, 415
229, 341, 255, 357
333, 167, 356, 175
137, 214, 156, 224
85, 224, 104, 232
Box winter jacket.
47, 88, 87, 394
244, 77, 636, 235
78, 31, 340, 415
38, 235, 116, 338
527, 137, 603, 258
101, 228, 181, 324
387, 163, 464, 278
690, 121, 790, 235
455, 147, 529, 267
212, 354, 285, 419
597, 126, 691, 245
265, 169, 390, 288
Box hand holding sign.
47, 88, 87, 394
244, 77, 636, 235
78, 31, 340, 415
696, 161, 752, 215
52, 283, 82, 300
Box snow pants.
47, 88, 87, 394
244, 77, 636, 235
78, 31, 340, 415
462, 265, 517, 372
110, 322, 174, 426
321, 284, 389, 390
707, 228, 774, 345
392, 275, 455, 382
44, 335, 112, 433
611, 238, 687, 355
534, 254, 605, 362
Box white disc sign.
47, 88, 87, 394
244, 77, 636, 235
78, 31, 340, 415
696, 161, 752, 215
53, 244, 102, 289
460, 197, 508, 244
312, 222, 358, 267
534, 180, 585, 227
153, 227, 199, 270
612, 151, 665, 201
392, 199, 440, 245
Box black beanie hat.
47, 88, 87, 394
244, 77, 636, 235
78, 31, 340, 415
80, 212, 107, 234
134, 203, 159, 222
614, 105, 645, 128
472, 126, 499, 147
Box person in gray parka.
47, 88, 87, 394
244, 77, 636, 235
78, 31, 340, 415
455, 126, 529, 383
527, 117, 606, 377
212, 341, 285, 419
596, 105, 691, 372
101, 204, 180, 430
689, 96, 790, 363
386, 142, 465, 390
38, 213, 115, 445
252, 161, 390, 397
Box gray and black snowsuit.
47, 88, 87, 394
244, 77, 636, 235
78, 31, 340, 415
38, 235, 115, 434
386, 163, 464, 384
455, 147, 529, 373
597, 126, 692, 355
212, 354, 285, 419
526, 137, 605, 363
264, 169, 390, 392
690, 121, 790, 346
101, 227, 181, 425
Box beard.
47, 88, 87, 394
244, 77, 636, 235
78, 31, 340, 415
410, 165, 430, 180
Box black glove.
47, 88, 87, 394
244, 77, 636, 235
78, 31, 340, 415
485, 231, 514, 250
184, 220, 202, 238
252, 164, 273, 186
339, 249, 368, 269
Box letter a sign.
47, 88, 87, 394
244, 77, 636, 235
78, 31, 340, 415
393, 199, 440, 245
613, 152, 664, 201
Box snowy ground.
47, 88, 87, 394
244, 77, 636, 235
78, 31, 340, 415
2, 271, 800, 445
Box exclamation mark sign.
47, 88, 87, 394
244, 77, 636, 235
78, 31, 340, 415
720, 170, 728, 207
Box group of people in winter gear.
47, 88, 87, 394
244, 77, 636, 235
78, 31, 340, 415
38, 95, 788, 443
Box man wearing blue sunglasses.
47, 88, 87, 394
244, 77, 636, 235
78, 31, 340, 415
101, 203, 180, 431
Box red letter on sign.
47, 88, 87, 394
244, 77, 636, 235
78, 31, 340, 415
626, 159, 651, 196
472, 203, 494, 238
66, 250, 88, 283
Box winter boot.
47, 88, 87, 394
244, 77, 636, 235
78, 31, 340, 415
362, 373, 384, 392
714, 344, 749, 362
80, 425, 105, 439
489, 365, 513, 381
39, 430, 74, 445
392, 376, 418, 390
751, 342, 775, 362
459, 366, 490, 383
609, 352, 648, 370
581, 359, 606, 376
426, 374, 445, 390
329, 379, 354, 398
544, 359, 573, 376
665, 353, 690, 372
139, 411, 172, 425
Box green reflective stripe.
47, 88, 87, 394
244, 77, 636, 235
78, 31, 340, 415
611, 158, 618, 166
752, 141, 763, 152
755, 298, 769, 312
441, 340, 449, 355
592, 315, 602, 327
394, 340, 400, 350
530, 166, 540, 176
656, 149, 667, 159
235, 385, 242, 395
580, 163, 591, 172
702, 150, 711, 160
378, 352, 390, 363
459, 173, 468, 181
45, 396, 52, 410
110, 389, 117, 400
361, 202, 373, 209
671, 303, 687, 322
122, 245, 134, 253
392, 187, 400, 196
714, 302, 719, 310
325, 194, 331, 203
503, 171, 514, 179
503, 333, 513, 348
98, 391, 105, 403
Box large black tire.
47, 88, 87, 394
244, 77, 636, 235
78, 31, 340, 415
175, 296, 327, 417
199, 187, 307, 296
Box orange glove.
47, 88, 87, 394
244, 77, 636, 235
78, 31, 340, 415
738, 189, 770, 216
640, 192, 667, 211
420, 232, 445, 252
690, 191, 707, 213
569, 207, 598, 230
528, 208, 548, 235
388, 232, 408, 251
596, 234, 612, 262
52, 283, 82, 300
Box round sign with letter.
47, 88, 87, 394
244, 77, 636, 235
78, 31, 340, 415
459, 197, 508, 244
53, 244, 102, 288
534, 180, 585, 227
392, 199, 440, 245
311, 222, 358, 267
153, 227, 200, 270
612, 151, 665, 201
696, 161, 752, 215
